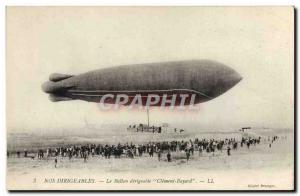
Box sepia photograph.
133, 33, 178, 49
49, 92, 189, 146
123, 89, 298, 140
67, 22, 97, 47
6, 6, 294, 191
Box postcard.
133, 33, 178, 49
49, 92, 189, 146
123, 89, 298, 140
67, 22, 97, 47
6, 6, 294, 191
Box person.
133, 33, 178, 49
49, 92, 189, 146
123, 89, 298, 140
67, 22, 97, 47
227, 146, 231, 156
83, 151, 87, 163
198, 146, 203, 156
211, 146, 215, 156
149, 147, 154, 157
167, 151, 171, 162
157, 149, 161, 161
186, 150, 190, 163
68, 151, 72, 161
138, 146, 143, 157
233, 142, 238, 150
54, 157, 58, 168
190, 145, 194, 156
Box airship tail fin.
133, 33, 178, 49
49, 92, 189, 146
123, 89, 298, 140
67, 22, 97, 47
49, 73, 74, 82
42, 81, 75, 93
49, 94, 73, 102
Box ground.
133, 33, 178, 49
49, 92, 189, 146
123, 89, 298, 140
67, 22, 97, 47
6, 128, 294, 190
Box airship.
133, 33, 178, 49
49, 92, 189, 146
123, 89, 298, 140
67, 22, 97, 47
41, 60, 242, 106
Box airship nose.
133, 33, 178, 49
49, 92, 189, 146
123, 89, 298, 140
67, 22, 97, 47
225, 71, 243, 89
212, 70, 242, 97
201, 63, 242, 99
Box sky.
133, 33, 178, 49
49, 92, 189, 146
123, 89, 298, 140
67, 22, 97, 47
6, 6, 294, 134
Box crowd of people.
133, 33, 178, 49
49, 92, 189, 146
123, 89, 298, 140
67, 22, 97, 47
9, 135, 280, 166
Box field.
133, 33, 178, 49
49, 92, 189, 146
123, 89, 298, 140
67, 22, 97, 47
6, 127, 294, 190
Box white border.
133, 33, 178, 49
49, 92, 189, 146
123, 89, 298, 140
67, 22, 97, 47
0, 1, 298, 196
0, 0, 298, 6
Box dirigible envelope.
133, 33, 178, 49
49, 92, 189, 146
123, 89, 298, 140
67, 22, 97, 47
42, 60, 242, 105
